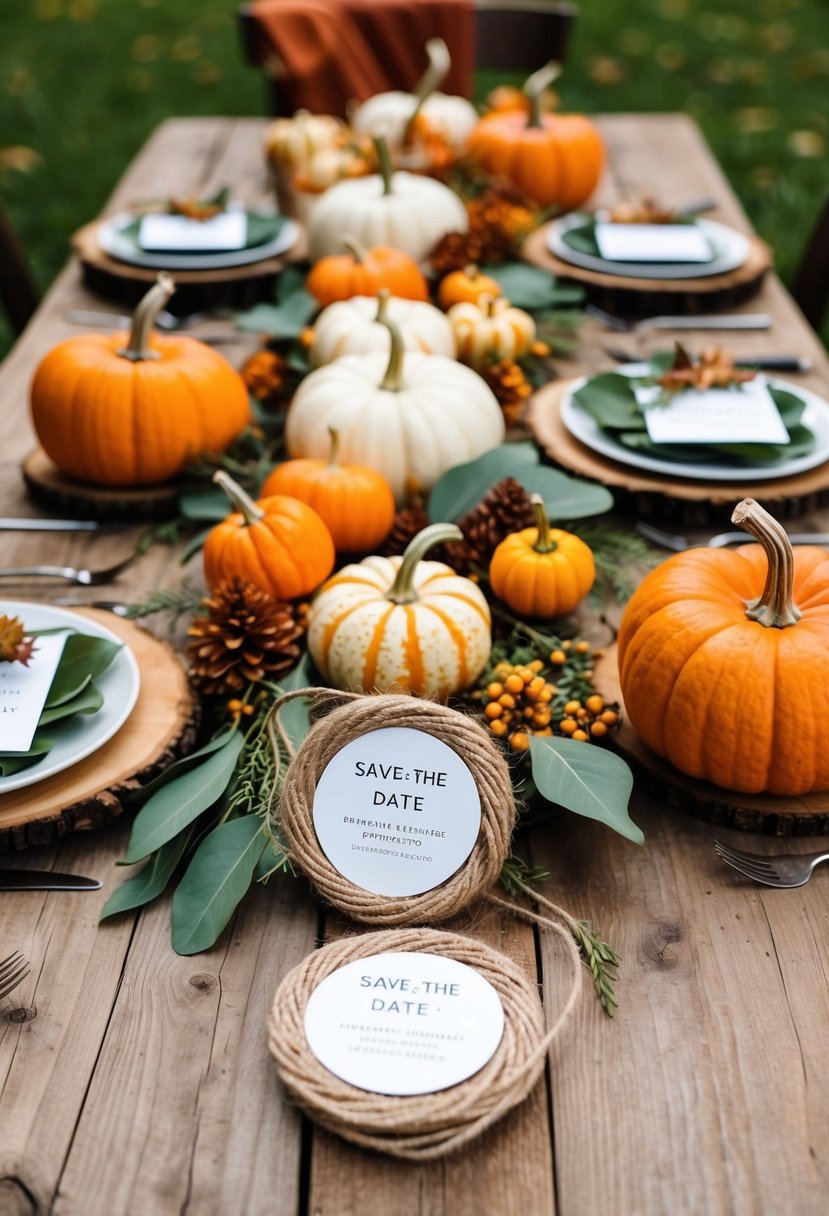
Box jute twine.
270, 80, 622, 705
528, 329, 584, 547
272, 689, 515, 926
267, 925, 582, 1161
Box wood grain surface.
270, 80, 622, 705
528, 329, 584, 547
1, 116, 828, 1216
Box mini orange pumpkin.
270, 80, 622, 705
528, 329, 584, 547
466, 64, 604, 211
437, 264, 502, 310
489, 495, 595, 618
618, 499, 829, 795
204, 471, 335, 600
261, 427, 395, 553
30, 275, 251, 487
306, 236, 429, 307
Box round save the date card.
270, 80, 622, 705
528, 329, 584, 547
312, 727, 482, 897
303, 950, 506, 1096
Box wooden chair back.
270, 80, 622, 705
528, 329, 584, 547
790, 196, 829, 332
0, 207, 38, 336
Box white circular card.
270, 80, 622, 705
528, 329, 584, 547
312, 727, 482, 897
304, 950, 506, 1096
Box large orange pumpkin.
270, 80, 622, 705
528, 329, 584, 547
306, 236, 428, 306
30, 275, 250, 486
618, 499, 829, 795
466, 64, 603, 210
204, 471, 335, 600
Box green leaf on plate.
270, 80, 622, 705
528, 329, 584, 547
100, 828, 194, 921
514, 466, 613, 520
178, 486, 229, 521
171, 815, 266, 955
572, 374, 646, 430
482, 261, 584, 310
38, 681, 103, 726
428, 442, 539, 522
120, 731, 244, 865
769, 386, 806, 428
0, 735, 56, 775
45, 634, 121, 708
529, 735, 643, 844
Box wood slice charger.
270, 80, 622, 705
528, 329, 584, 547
528, 380, 829, 524
0, 609, 198, 850
522, 224, 772, 316
22, 446, 180, 522
594, 642, 829, 836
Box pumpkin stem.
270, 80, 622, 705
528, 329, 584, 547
374, 288, 390, 324
378, 313, 406, 392
481, 293, 498, 319
531, 494, 556, 553
327, 427, 341, 468
373, 135, 394, 196
465, 264, 480, 281
403, 37, 451, 144
118, 273, 175, 362
732, 498, 801, 628
213, 470, 264, 526
342, 234, 368, 264
523, 61, 561, 130
387, 523, 463, 604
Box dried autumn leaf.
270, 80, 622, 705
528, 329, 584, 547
658, 345, 756, 392
0, 614, 36, 665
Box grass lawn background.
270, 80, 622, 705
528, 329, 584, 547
1, 0, 827, 358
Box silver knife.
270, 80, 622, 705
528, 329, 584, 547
0, 869, 102, 891
708, 533, 829, 548
0, 518, 117, 532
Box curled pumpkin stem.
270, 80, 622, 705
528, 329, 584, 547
213, 470, 264, 526
523, 60, 561, 129
118, 272, 175, 362
403, 37, 451, 144
387, 523, 463, 604
732, 497, 801, 628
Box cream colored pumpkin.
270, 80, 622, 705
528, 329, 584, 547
264, 111, 344, 173
448, 295, 536, 371
295, 145, 370, 193
309, 291, 456, 368
307, 138, 467, 263
308, 523, 492, 698
286, 320, 505, 501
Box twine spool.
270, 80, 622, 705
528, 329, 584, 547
268, 925, 582, 1161
274, 690, 515, 926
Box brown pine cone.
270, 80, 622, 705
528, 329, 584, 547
448, 477, 536, 573
187, 577, 305, 697
378, 504, 432, 557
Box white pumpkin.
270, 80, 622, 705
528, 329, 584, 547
307, 523, 492, 698
351, 39, 477, 156
309, 292, 456, 368
307, 140, 467, 263
264, 111, 344, 173
286, 323, 505, 502
448, 295, 537, 371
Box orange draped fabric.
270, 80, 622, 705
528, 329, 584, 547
247, 0, 475, 116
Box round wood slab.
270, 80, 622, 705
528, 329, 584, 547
594, 643, 829, 836
23, 446, 180, 522
528, 380, 829, 524
72, 220, 307, 314
0, 609, 198, 850
522, 225, 772, 316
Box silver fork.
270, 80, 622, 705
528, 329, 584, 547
0, 951, 30, 1001
714, 839, 829, 888
0, 552, 138, 585
636, 521, 829, 551
585, 304, 773, 332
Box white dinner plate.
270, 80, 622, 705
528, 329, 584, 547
546, 216, 750, 280
0, 602, 140, 795
560, 367, 829, 482
98, 211, 300, 271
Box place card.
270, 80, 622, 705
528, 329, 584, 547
312, 727, 482, 897
304, 950, 505, 1095
0, 632, 67, 752
137, 210, 247, 252
643, 378, 790, 445
594, 221, 713, 263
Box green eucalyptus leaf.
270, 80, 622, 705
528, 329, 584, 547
428, 442, 539, 522
0, 735, 55, 775
481, 262, 583, 310
100, 829, 193, 921
180, 525, 214, 565
45, 634, 121, 707
178, 486, 229, 521
769, 386, 806, 428
235, 289, 317, 338
38, 682, 103, 726
126, 729, 238, 809
171, 815, 266, 955
514, 466, 613, 520
121, 732, 244, 865
529, 735, 643, 844
276, 653, 315, 751
572, 374, 645, 430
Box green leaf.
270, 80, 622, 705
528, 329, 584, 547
514, 466, 613, 520
0, 735, 55, 775
276, 654, 315, 750
572, 374, 646, 430
179, 525, 214, 565
99, 829, 193, 920
45, 634, 122, 707
171, 816, 266, 955
529, 735, 643, 844
769, 386, 806, 428
38, 681, 103, 725
482, 262, 584, 310
178, 486, 229, 521
235, 288, 317, 338
126, 729, 238, 809
121, 732, 244, 865
428, 442, 539, 522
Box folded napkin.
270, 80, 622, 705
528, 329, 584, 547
247, 0, 475, 117
123, 212, 287, 254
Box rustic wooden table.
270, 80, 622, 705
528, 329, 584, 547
1, 117, 828, 1216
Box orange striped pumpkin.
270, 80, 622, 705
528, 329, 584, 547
307, 523, 492, 699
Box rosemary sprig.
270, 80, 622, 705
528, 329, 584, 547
124, 579, 206, 627
500, 853, 549, 899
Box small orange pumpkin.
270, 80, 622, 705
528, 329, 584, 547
261, 427, 395, 553
306, 236, 429, 307
437, 264, 502, 310
489, 495, 595, 618
204, 471, 335, 600
466, 64, 604, 211
618, 499, 829, 795
30, 275, 250, 487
